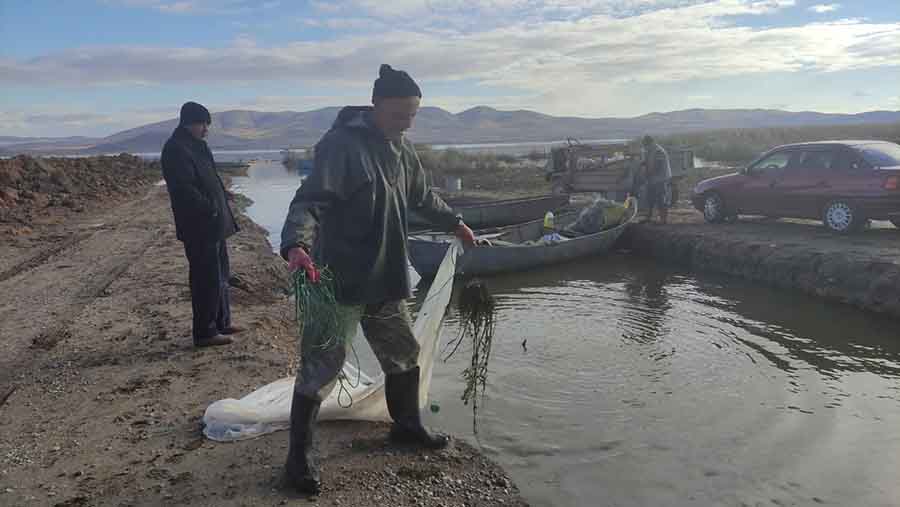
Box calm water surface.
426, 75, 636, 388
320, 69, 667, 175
235, 161, 900, 507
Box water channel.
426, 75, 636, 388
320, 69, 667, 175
232, 160, 900, 507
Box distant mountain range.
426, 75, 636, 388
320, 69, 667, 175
3, 106, 900, 156
0, 136, 102, 150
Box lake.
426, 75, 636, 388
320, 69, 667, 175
233, 160, 900, 507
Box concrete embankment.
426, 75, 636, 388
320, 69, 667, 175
623, 211, 900, 320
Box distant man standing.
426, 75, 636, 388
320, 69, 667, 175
280, 64, 476, 495
641, 135, 673, 224
161, 101, 242, 347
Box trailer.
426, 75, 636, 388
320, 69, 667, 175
545, 139, 694, 204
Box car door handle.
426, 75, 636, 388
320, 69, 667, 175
816, 181, 830, 188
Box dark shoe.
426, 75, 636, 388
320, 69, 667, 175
194, 335, 233, 348
285, 393, 321, 495
219, 325, 245, 335
385, 366, 449, 449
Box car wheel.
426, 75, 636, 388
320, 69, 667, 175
822, 200, 864, 233
702, 192, 726, 223
551, 181, 569, 195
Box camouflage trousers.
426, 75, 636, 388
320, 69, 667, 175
294, 300, 420, 401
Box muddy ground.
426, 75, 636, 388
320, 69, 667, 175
625, 208, 900, 320
0, 157, 528, 507
5, 152, 899, 506
0, 155, 160, 239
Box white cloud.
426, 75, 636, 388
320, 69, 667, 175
809, 3, 840, 13
319, 0, 794, 25
102, 0, 281, 15
302, 17, 387, 31
158, 1, 198, 13
227, 95, 359, 111
5, 0, 900, 135
103, 0, 201, 13
5, 1, 895, 92
0, 107, 174, 137
309, 0, 342, 13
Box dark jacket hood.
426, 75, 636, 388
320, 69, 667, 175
332, 106, 376, 131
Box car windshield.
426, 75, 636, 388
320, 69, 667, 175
857, 143, 900, 167
749, 151, 791, 172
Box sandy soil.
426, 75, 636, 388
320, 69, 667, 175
0, 157, 528, 507
0, 155, 160, 240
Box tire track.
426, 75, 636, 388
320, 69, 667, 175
0, 232, 92, 284
0, 187, 169, 383
30, 228, 163, 351
0, 187, 159, 284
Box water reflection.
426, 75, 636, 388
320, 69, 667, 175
233, 160, 900, 507
692, 274, 900, 379
621, 264, 673, 345
230, 160, 305, 250
450, 254, 900, 380
423, 254, 900, 507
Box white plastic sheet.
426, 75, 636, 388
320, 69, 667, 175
203, 241, 462, 442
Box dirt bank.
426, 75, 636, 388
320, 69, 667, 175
624, 209, 900, 320
0, 155, 160, 238
0, 157, 528, 506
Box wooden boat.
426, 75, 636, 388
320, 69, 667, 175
409, 194, 570, 230
408, 202, 637, 277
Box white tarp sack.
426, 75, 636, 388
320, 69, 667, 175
202, 241, 463, 442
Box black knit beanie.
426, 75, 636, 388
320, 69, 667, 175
179, 101, 211, 126
372, 64, 422, 102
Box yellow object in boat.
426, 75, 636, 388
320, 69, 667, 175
543, 211, 555, 229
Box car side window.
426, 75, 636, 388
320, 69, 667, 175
850, 156, 872, 170
750, 151, 791, 174
832, 149, 857, 171
795, 149, 838, 170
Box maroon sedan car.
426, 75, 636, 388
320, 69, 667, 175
692, 140, 900, 232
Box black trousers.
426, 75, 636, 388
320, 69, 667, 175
183, 240, 231, 341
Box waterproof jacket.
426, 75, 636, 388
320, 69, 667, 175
645, 143, 673, 185
161, 127, 238, 244
281, 106, 460, 305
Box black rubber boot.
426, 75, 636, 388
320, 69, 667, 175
284, 393, 321, 495
385, 366, 449, 449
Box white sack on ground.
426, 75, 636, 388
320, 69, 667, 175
202, 241, 462, 442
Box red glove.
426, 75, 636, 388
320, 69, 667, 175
287, 247, 320, 283
455, 223, 476, 247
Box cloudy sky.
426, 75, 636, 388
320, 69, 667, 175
2, 0, 899, 137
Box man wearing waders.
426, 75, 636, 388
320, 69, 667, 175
641, 135, 673, 224
279, 64, 476, 495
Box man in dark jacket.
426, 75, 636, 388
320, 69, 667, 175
280, 65, 476, 495
161, 101, 242, 348
641, 135, 673, 224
